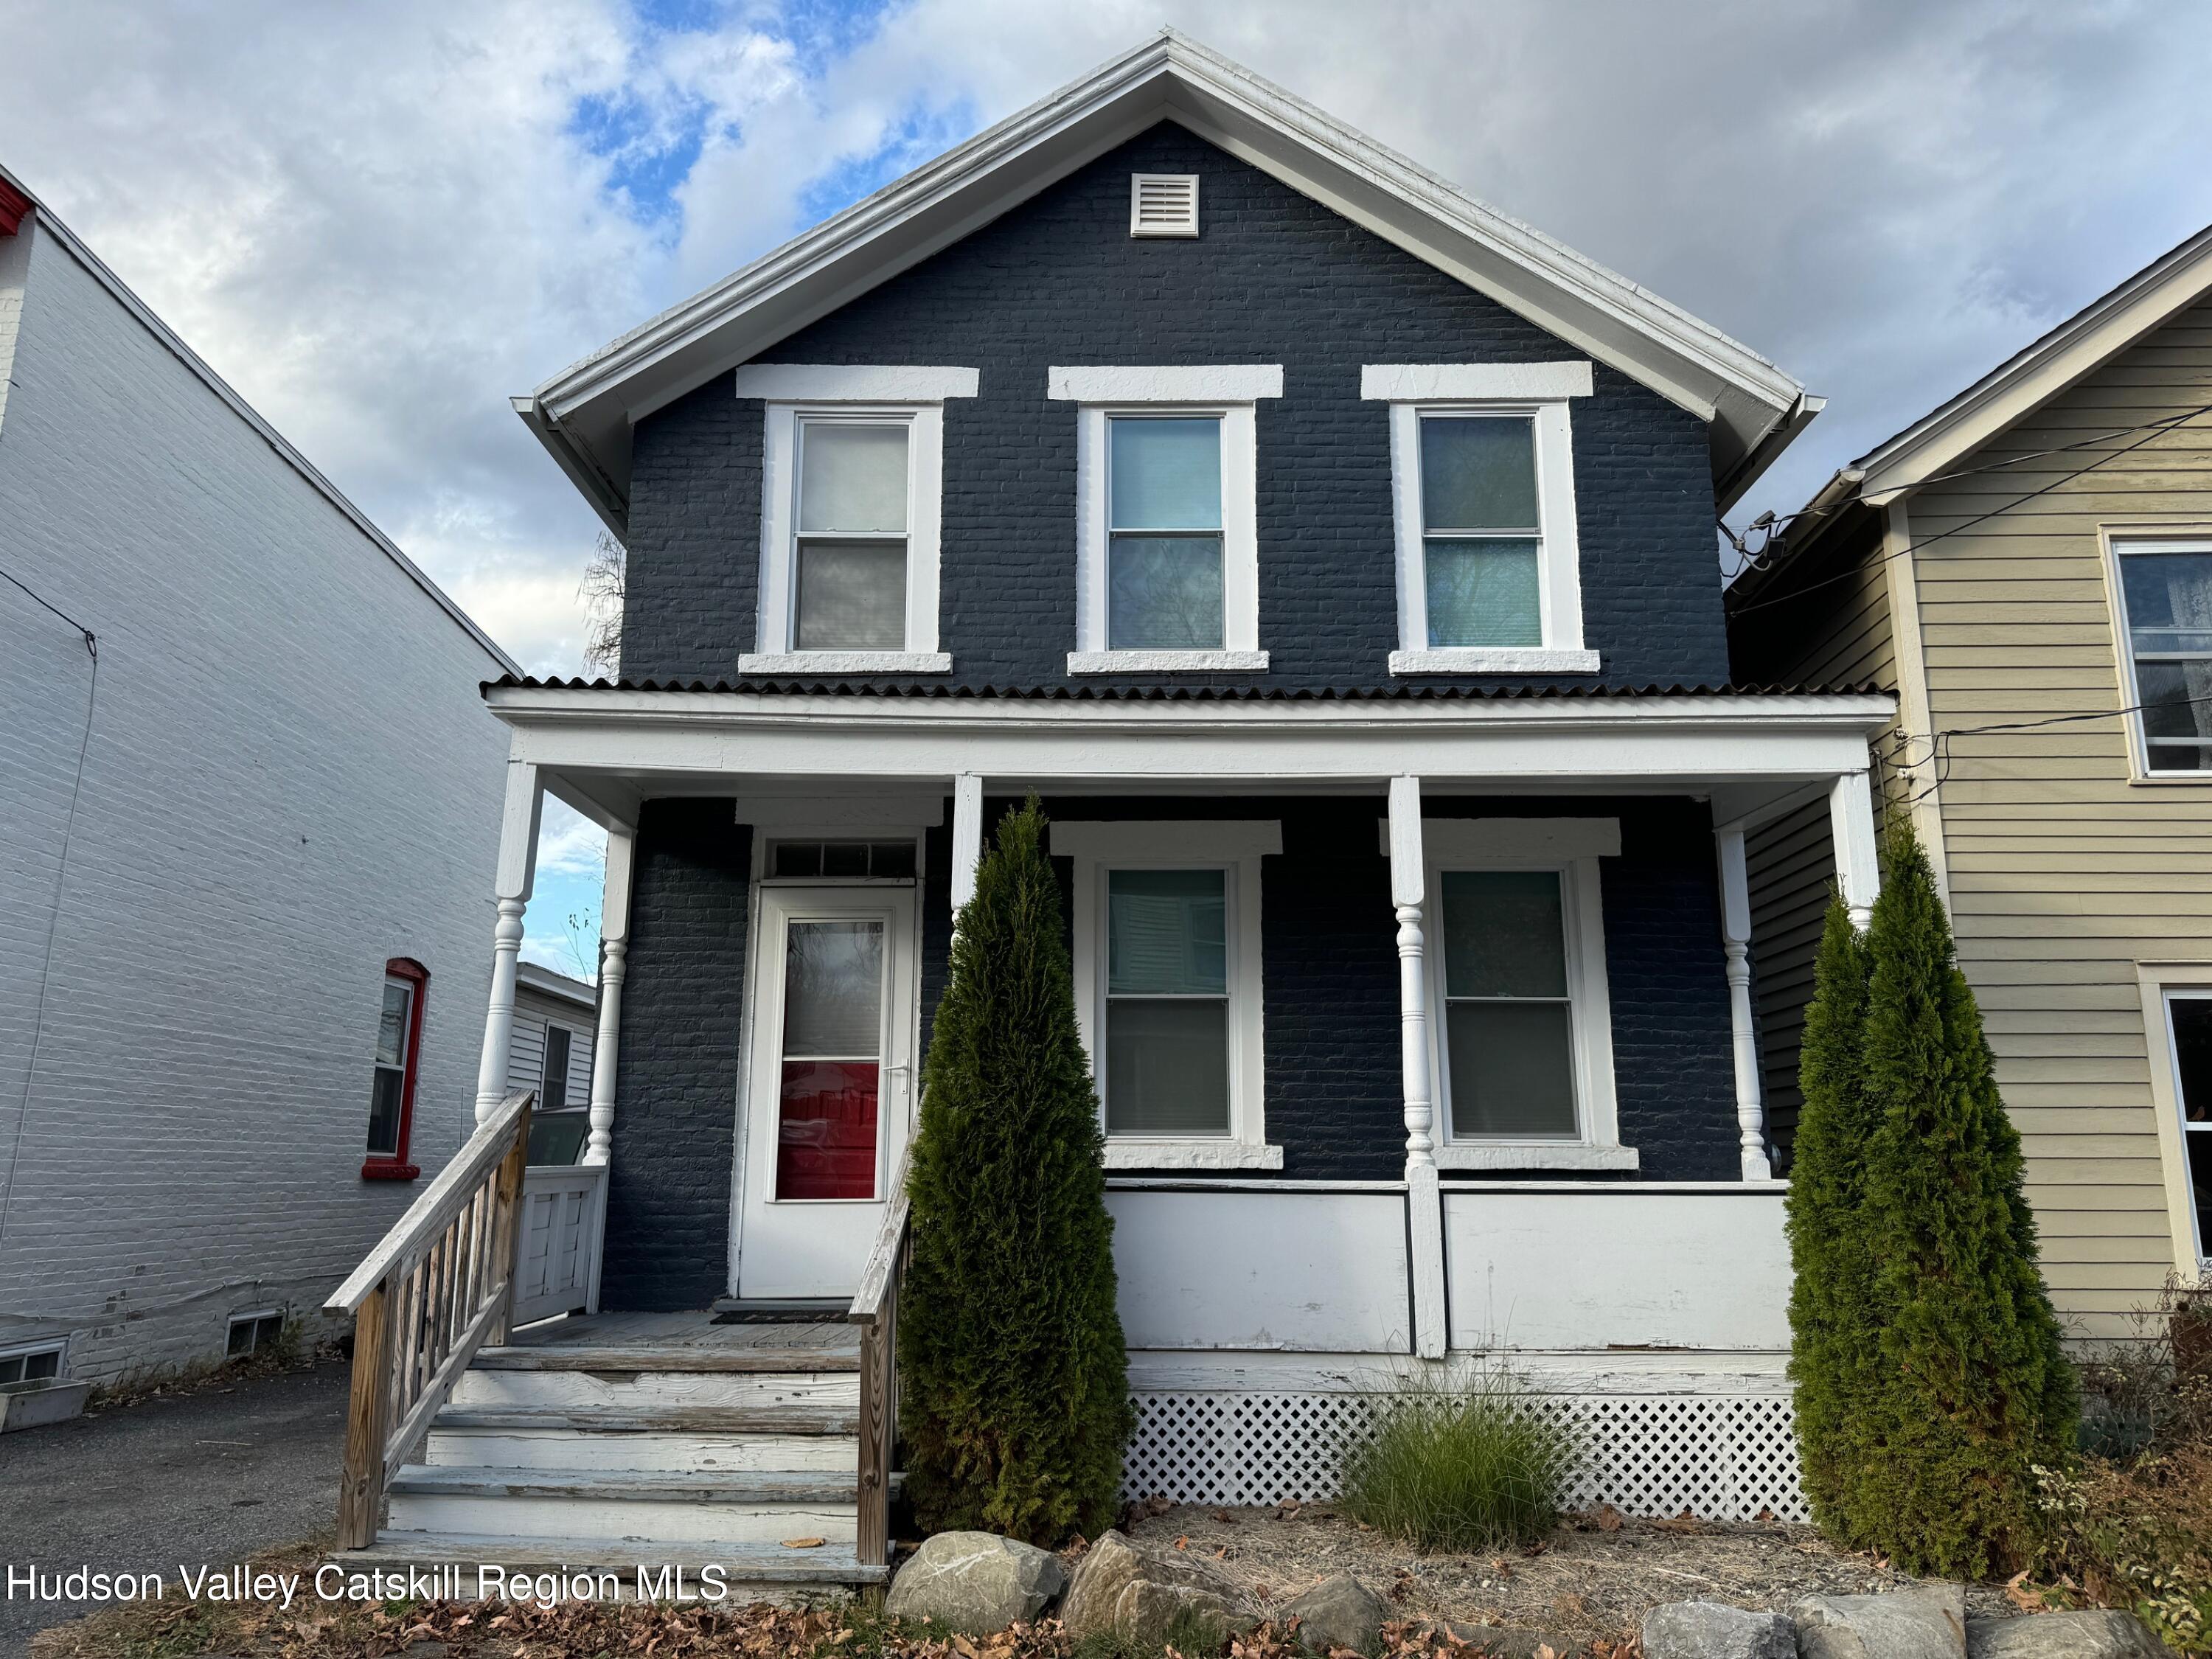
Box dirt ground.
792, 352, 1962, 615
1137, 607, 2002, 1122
1121, 1502, 2021, 1647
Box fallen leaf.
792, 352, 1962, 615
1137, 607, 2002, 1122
1490, 1558, 1514, 1579
1175, 1535, 1189, 1551
1592, 1503, 1624, 1532
2005, 1571, 2047, 1613
780, 1537, 827, 1549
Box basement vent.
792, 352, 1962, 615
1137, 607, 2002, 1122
0, 1343, 63, 1387
1130, 173, 1200, 238
226, 1310, 285, 1359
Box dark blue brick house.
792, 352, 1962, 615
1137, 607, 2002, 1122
332, 35, 1896, 1579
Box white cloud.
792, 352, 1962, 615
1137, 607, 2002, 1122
6, 0, 2211, 675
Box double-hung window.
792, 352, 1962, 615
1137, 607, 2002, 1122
364, 958, 427, 1180
1051, 365, 1277, 673
2142, 972, 2212, 1275
526, 1020, 594, 1166
1054, 820, 1281, 1169
2112, 539, 2212, 775
1408, 818, 1631, 1171
735, 364, 976, 675
1365, 363, 1596, 675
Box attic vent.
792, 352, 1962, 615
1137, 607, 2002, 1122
1130, 173, 1199, 238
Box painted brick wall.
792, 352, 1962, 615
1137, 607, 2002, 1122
0, 219, 509, 1382
622, 124, 1725, 692
601, 801, 751, 1310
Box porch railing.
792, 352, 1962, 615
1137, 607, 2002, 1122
327, 1088, 535, 1549
848, 1143, 912, 1566
511, 1162, 608, 1326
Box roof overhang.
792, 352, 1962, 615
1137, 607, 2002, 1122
518, 31, 1809, 537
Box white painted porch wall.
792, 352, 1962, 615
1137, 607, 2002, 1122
1443, 1186, 1792, 1352
1105, 1188, 1413, 1354
0, 218, 509, 1384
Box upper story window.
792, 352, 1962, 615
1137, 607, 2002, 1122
1365, 363, 1597, 676
364, 957, 427, 1180
1051, 365, 1279, 674
734, 363, 977, 675
1053, 819, 1283, 1169
2113, 539, 2212, 776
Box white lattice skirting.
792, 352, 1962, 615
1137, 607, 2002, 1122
1122, 1391, 1806, 1523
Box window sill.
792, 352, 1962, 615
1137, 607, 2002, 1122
1104, 1140, 1285, 1171
1068, 650, 1270, 675
360, 1159, 421, 1182
1390, 648, 1600, 675
738, 652, 952, 675
1432, 1142, 1640, 1172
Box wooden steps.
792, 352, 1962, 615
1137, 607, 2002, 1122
355, 1312, 881, 1593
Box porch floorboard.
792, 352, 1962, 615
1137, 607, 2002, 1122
505, 1310, 859, 1360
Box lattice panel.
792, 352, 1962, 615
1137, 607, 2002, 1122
1122, 1391, 1806, 1523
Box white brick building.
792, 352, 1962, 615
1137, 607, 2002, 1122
0, 166, 521, 1385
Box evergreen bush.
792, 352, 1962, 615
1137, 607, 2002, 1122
1854, 827, 2076, 1576
897, 799, 1132, 1544
1785, 895, 1880, 1540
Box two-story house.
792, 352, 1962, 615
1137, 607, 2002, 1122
326, 35, 1893, 1587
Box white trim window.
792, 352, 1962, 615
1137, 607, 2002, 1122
736, 364, 978, 675
1052, 820, 1282, 1169
1051, 365, 1279, 673
2151, 981, 2212, 1270
2111, 538, 2212, 775
1364, 363, 1596, 676
1412, 818, 1630, 1171
0, 1342, 63, 1386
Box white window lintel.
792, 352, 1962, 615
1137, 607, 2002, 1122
1049, 364, 1283, 403
1362, 362, 1593, 402
735, 364, 978, 402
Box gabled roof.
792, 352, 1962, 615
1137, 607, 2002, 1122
516, 30, 1811, 534
0, 162, 521, 675
1783, 219, 2212, 543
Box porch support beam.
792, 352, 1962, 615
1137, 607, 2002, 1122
1829, 767, 1881, 931
476, 760, 543, 1124
1387, 775, 1447, 1360
584, 822, 634, 1166
1713, 822, 1770, 1181
950, 773, 984, 917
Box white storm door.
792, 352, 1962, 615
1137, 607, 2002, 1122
737, 886, 918, 1300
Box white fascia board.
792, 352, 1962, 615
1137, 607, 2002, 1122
1049, 364, 1283, 402
518, 32, 1804, 516
1360, 362, 1593, 401
734, 364, 979, 402
1855, 223, 2212, 501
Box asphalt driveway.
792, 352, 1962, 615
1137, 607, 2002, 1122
0, 1358, 350, 1657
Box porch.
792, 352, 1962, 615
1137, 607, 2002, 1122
328, 681, 1889, 1575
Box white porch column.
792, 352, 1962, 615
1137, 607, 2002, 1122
950, 773, 984, 922
1388, 776, 1447, 1360
1714, 824, 1772, 1181
1829, 767, 1881, 931
475, 761, 543, 1123
583, 823, 634, 1166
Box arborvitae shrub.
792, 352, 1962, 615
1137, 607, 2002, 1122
1786, 896, 1880, 1540
1851, 827, 2076, 1576
897, 799, 1131, 1543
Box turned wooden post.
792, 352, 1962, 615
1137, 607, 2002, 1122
335, 1283, 392, 1550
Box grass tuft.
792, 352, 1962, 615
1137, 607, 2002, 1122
1339, 1367, 1579, 1553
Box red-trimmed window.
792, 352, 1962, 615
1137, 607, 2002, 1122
363, 958, 428, 1180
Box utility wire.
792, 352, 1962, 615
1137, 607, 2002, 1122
1724, 400, 2212, 605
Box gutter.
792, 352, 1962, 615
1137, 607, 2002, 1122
1714, 392, 1826, 515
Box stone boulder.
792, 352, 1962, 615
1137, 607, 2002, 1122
1060, 1530, 1261, 1646
1795, 1586, 1968, 1659
1641, 1599, 1795, 1659
1281, 1573, 1390, 1652
1967, 1613, 2168, 1659
886, 1531, 1068, 1634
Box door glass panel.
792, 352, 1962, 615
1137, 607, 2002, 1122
776, 919, 883, 1200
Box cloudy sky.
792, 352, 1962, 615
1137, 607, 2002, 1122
7, 0, 2211, 968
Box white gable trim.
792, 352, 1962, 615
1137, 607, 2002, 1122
515, 32, 1804, 535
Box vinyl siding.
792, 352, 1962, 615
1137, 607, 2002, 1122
1736, 509, 1897, 1153
507, 985, 595, 1115
1906, 293, 2212, 1337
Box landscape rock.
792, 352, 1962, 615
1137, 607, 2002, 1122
1795, 1586, 1968, 1659
1967, 1612, 2168, 1659
1281, 1573, 1390, 1652
1060, 1529, 1260, 1646
886, 1531, 1068, 1633
1641, 1599, 1795, 1659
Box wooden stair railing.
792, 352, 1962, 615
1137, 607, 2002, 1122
326, 1088, 535, 1549
848, 1142, 913, 1567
